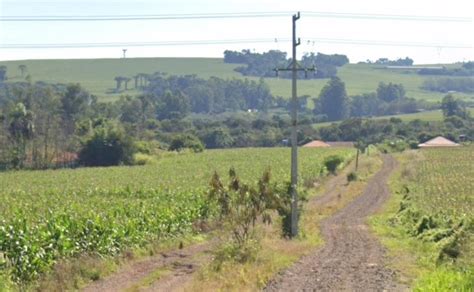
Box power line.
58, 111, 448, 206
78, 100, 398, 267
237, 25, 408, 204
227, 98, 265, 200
0, 38, 470, 49
0, 11, 471, 22
303, 11, 472, 22
0, 38, 291, 49
0, 12, 290, 22
302, 38, 472, 49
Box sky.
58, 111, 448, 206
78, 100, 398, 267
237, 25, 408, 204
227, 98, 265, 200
0, 0, 473, 63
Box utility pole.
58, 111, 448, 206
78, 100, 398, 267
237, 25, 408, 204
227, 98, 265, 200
274, 12, 315, 238
122, 49, 127, 59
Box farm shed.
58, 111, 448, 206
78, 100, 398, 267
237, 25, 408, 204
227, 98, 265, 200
418, 136, 460, 148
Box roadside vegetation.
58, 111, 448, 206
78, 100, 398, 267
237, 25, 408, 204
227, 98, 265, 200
186, 151, 381, 291
370, 147, 473, 291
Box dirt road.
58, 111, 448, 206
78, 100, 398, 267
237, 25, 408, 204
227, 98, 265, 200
82, 242, 212, 292
265, 155, 407, 291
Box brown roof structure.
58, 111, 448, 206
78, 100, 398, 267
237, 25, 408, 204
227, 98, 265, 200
418, 136, 460, 148
302, 140, 330, 148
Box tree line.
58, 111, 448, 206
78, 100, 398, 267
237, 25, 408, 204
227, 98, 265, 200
1, 71, 472, 170
223, 50, 349, 79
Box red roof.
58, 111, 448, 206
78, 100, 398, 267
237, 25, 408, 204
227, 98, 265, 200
418, 136, 460, 148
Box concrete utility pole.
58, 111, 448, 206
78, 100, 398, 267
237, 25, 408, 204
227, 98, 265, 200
274, 12, 315, 238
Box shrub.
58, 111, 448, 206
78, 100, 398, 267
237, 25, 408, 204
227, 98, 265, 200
133, 153, 156, 166
79, 125, 135, 167
347, 171, 358, 182
208, 168, 290, 262
324, 155, 345, 174
168, 134, 204, 153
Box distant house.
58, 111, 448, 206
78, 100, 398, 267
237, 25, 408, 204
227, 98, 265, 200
418, 136, 460, 148
302, 140, 354, 148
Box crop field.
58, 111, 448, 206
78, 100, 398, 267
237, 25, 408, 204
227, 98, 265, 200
0, 147, 354, 283
369, 146, 474, 290
407, 147, 473, 221
1, 58, 470, 103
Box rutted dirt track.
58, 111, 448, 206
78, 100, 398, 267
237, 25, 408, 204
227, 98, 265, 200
82, 242, 212, 292
265, 155, 407, 291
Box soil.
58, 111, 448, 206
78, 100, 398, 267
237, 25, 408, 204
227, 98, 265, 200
82, 242, 212, 292
265, 155, 408, 291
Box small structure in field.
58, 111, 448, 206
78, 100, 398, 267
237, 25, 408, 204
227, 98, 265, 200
302, 140, 354, 148
418, 136, 460, 148
302, 140, 330, 148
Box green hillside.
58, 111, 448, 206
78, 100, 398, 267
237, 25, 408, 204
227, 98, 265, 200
313, 108, 474, 129
1, 58, 472, 103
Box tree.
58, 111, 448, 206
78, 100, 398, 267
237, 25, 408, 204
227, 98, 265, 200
0, 66, 7, 82
156, 91, 190, 120
168, 133, 204, 152
203, 127, 234, 148
114, 76, 127, 92
441, 94, 467, 118
376, 82, 405, 102
79, 124, 135, 167
124, 77, 131, 90
8, 103, 35, 168
18, 65, 27, 78
315, 77, 349, 121
60, 84, 91, 135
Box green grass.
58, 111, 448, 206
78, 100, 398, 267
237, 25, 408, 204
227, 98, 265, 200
1, 58, 472, 102
313, 108, 474, 129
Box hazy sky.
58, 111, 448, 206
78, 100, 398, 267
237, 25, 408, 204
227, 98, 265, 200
0, 0, 472, 63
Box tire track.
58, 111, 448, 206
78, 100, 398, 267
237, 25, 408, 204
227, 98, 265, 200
265, 155, 407, 291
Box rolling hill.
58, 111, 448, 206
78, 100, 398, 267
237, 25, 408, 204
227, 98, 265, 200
1, 58, 472, 103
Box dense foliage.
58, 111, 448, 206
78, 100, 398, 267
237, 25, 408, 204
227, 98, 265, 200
418, 62, 474, 77
422, 77, 474, 93
224, 50, 348, 79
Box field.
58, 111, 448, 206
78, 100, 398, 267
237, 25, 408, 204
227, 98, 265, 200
313, 108, 474, 129
1, 58, 472, 103
370, 146, 474, 290
408, 147, 473, 220
0, 147, 354, 284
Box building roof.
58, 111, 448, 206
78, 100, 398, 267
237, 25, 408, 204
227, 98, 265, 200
302, 140, 330, 148
418, 136, 460, 148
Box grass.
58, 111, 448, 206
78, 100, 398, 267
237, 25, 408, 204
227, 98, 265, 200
369, 148, 474, 291
313, 107, 474, 129
1, 58, 472, 102
186, 153, 382, 291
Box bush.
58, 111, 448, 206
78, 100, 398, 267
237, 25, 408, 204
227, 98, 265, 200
133, 153, 156, 166
208, 168, 290, 262
347, 171, 358, 182
324, 155, 345, 174
168, 134, 204, 153
79, 125, 135, 167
